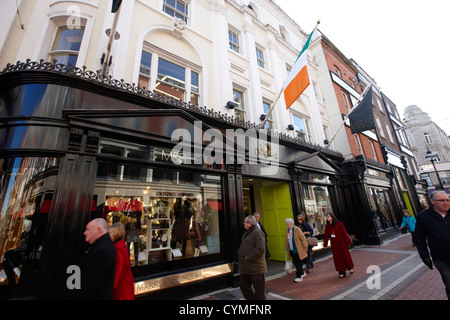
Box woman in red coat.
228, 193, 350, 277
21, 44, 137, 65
323, 213, 354, 278
108, 223, 135, 300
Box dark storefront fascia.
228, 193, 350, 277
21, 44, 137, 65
341, 155, 402, 245
0, 61, 346, 299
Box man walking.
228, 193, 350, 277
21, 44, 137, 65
237, 215, 267, 300
81, 218, 116, 299
414, 190, 450, 299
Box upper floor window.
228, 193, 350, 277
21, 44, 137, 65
138, 51, 152, 88
229, 30, 240, 53
256, 47, 265, 68
292, 114, 311, 142
50, 26, 85, 66
354, 134, 363, 155
342, 91, 351, 113
334, 66, 341, 78
263, 101, 273, 130
233, 89, 246, 121
163, 0, 188, 23
424, 132, 433, 144
138, 48, 201, 105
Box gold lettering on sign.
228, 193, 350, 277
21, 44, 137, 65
134, 263, 232, 296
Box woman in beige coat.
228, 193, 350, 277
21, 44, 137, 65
285, 218, 308, 282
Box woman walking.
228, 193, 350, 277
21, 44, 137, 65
296, 214, 314, 272
108, 223, 135, 300
400, 209, 416, 246
323, 213, 354, 278
285, 218, 308, 282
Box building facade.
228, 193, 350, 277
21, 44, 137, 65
0, 0, 349, 299
0, 0, 427, 299
403, 105, 450, 194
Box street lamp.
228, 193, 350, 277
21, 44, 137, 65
425, 149, 444, 190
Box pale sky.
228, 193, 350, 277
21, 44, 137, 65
275, 0, 450, 134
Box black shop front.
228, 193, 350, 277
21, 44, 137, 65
0, 61, 347, 299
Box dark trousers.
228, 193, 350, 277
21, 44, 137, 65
239, 274, 266, 300
305, 245, 314, 269
433, 258, 450, 300
290, 250, 304, 278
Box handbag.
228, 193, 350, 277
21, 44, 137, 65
307, 236, 319, 247
284, 253, 293, 274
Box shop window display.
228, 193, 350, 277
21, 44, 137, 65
302, 184, 334, 237
95, 162, 222, 267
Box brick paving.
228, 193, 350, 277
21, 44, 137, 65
192, 233, 447, 300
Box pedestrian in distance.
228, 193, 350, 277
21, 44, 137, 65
285, 218, 308, 282
400, 209, 416, 246
81, 218, 116, 299
296, 214, 315, 273
414, 190, 450, 299
323, 213, 354, 278
254, 212, 270, 259
108, 222, 135, 300
237, 215, 267, 300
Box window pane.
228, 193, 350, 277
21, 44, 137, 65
165, 0, 175, 7
176, 0, 187, 14
140, 51, 152, 75
52, 27, 84, 51
191, 71, 199, 93
0, 157, 60, 290
157, 58, 185, 89
50, 53, 79, 66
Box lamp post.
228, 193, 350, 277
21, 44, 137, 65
425, 149, 444, 190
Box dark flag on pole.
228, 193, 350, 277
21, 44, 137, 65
348, 86, 375, 134
111, 0, 122, 13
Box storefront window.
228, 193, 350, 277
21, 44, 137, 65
95, 162, 222, 268
302, 184, 333, 237
0, 157, 59, 287
368, 188, 397, 230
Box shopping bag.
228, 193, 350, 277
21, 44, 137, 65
284, 253, 293, 274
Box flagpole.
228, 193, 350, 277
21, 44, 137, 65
261, 21, 320, 130
324, 85, 371, 149
102, 3, 122, 76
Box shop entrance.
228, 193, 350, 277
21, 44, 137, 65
243, 178, 293, 261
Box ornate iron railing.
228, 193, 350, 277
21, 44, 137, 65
1, 59, 343, 159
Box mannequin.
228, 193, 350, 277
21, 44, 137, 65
193, 194, 205, 256
172, 196, 193, 256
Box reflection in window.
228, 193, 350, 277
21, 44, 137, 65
50, 26, 85, 66
96, 163, 222, 268
302, 184, 333, 237
0, 157, 59, 289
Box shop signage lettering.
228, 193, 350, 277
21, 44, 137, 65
171, 121, 279, 175
158, 149, 187, 164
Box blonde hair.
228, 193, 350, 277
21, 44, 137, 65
109, 222, 125, 241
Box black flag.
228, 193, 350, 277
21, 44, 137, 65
348, 86, 375, 134
111, 0, 122, 13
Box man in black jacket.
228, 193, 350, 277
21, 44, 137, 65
81, 218, 116, 299
414, 190, 450, 299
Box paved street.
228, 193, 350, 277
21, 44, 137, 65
191, 233, 447, 300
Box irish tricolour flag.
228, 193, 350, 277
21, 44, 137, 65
283, 24, 318, 109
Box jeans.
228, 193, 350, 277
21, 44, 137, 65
433, 258, 450, 300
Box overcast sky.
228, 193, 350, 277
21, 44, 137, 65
275, 0, 450, 134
